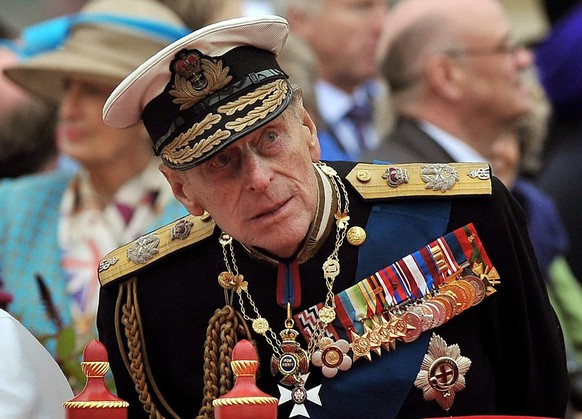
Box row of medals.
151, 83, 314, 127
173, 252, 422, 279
312, 271, 487, 374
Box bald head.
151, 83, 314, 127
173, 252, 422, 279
379, 0, 512, 93
382, 0, 511, 45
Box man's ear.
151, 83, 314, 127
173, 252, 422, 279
158, 165, 206, 216
302, 108, 321, 161
425, 54, 464, 100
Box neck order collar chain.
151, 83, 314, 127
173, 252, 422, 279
217, 162, 350, 387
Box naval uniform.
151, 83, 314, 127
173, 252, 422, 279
97, 161, 568, 419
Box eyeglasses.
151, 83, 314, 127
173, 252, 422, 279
443, 39, 524, 59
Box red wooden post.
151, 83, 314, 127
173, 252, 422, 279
64, 339, 128, 418
213, 339, 278, 419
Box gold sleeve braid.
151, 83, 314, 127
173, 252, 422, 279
114, 279, 254, 419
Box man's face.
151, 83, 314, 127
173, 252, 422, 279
161, 103, 321, 258
296, 0, 388, 93
451, 2, 534, 127
460, 38, 534, 125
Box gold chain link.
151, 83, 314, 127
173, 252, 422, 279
218, 162, 350, 367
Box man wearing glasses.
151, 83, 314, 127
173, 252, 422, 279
364, 0, 533, 165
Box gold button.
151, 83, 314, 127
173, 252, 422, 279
347, 226, 366, 246
356, 170, 371, 183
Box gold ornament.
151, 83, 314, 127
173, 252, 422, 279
346, 226, 366, 246
252, 317, 270, 335
356, 170, 371, 183
318, 306, 336, 324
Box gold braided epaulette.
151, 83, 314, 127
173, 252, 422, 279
98, 213, 216, 286
346, 162, 492, 199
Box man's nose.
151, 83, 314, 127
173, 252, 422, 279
244, 153, 272, 192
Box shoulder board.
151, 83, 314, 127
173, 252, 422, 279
98, 213, 216, 286
346, 162, 492, 200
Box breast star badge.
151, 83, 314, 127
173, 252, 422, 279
414, 333, 471, 411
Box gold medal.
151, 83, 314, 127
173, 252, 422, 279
312, 337, 352, 378
462, 274, 486, 305
400, 311, 422, 343
363, 323, 382, 356
412, 304, 434, 332
425, 300, 446, 328
349, 329, 372, 362
375, 315, 398, 351
441, 282, 470, 313
432, 293, 456, 321
322, 345, 343, 368
457, 280, 477, 309
390, 314, 409, 342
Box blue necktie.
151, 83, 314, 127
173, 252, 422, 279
345, 102, 372, 152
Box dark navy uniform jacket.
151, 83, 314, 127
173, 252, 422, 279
97, 161, 568, 419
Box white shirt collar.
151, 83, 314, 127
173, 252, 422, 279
315, 79, 377, 124
316, 80, 352, 124
419, 120, 487, 163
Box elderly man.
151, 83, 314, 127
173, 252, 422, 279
364, 0, 534, 165
96, 15, 567, 419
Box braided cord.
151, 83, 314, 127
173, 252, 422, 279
120, 280, 164, 419
197, 305, 254, 419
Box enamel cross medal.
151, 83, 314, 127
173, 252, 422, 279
271, 304, 322, 417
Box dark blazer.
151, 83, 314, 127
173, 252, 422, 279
364, 116, 454, 163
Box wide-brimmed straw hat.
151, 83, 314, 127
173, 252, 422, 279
103, 15, 291, 170
3, 0, 189, 102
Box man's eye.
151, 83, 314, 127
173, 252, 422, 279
210, 153, 231, 169
263, 131, 278, 144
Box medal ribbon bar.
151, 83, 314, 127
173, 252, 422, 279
295, 223, 498, 341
